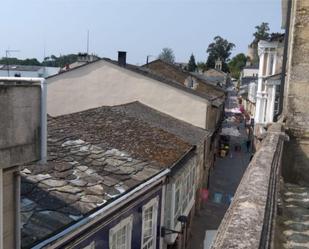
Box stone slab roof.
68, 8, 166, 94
111, 101, 210, 145
21, 105, 191, 248
240, 76, 258, 86
143, 59, 226, 98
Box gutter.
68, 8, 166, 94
0, 77, 47, 164
168, 146, 196, 175
32, 147, 195, 248
32, 168, 170, 249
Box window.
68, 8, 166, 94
109, 216, 133, 249
174, 179, 182, 226
141, 197, 159, 249
173, 164, 196, 227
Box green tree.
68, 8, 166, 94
187, 54, 197, 72
206, 36, 235, 72
197, 62, 207, 72
158, 48, 175, 63
42, 54, 78, 67
0, 57, 40, 66
253, 22, 270, 41
228, 53, 247, 79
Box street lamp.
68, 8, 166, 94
161, 215, 188, 237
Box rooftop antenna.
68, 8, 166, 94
146, 55, 153, 64
5, 49, 20, 77
86, 30, 89, 54
43, 41, 46, 77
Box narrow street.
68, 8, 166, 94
188, 87, 251, 249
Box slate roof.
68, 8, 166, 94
111, 101, 210, 145
21, 106, 191, 248
240, 76, 258, 86
143, 59, 226, 97
243, 65, 259, 69
265, 73, 281, 81
105, 59, 218, 101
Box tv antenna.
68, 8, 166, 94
5, 49, 20, 76
86, 30, 89, 54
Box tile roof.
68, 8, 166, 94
21, 106, 191, 248
144, 59, 226, 97
111, 101, 210, 145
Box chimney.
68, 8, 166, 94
118, 51, 127, 66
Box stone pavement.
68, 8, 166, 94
187, 88, 251, 249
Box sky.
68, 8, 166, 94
0, 0, 282, 65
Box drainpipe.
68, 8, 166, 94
0, 77, 47, 163
15, 172, 21, 249
0, 169, 3, 249
40, 78, 47, 164
274, 0, 291, 121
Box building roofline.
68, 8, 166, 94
30, 142, 196, 248
143, 59, 226, 95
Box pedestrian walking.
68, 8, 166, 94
246, 139, 251, 153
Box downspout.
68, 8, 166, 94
15, 172, 21, 249
0, 169, 3, 249
274, 0, 291, 121
39, 78, 47, 164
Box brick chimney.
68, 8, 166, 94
118, 51, 127, 66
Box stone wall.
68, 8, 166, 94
210, 124, 286, 249
282, 0, 309, 185
0, 84, 41, 169
0, 82, 41, 248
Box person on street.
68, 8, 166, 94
246, 139, 251, 153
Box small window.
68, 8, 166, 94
141, 197, 159, 249
109, 216, 133, 249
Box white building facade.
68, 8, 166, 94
254, 38, 284, 124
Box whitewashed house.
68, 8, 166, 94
0, 65, 60, 78
254, 35, 284, 125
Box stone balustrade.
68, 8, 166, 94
210, 123, 286, 249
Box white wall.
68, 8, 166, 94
242, 68, 259, 77
0, 67, 59, 78
0, 70, 39, 78
47, 60, 208, 128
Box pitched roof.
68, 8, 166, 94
144, 59, 226, 96
47, 58, 225, 103
240, 76, 258, 85
265, 73, 281, 81
111, 101, 210, 145
243, 65, 259, 69
105, 58, 218, 101
21, 105, 191, 248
